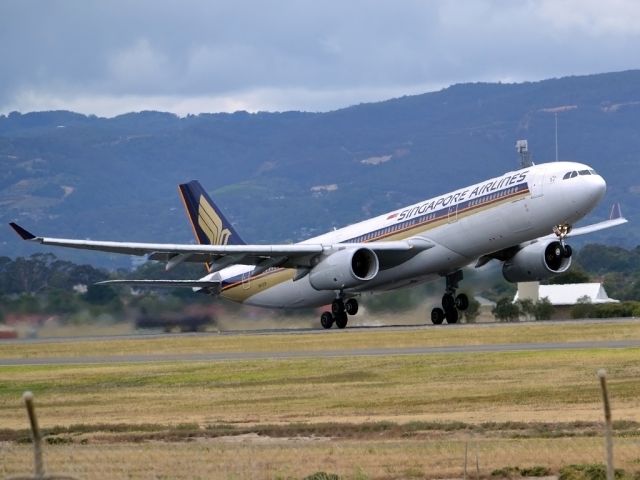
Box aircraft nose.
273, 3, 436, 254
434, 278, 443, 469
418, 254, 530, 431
575, 172, 607, 214
590, 173, 607, 204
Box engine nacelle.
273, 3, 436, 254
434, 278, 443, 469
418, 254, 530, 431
502, 240, 572, 283
309, 247, 379, 290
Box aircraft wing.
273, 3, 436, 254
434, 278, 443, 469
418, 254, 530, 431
474, 203, 628, 267
538, 203, 628, 240
9, 223, 434, 271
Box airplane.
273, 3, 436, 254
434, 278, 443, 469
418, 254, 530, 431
9, 160, 627, 329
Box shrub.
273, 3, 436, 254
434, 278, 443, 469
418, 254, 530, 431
303, 473, 341, 480
532, 297, 554, 320
571, 296, 595, 319
493, 298, 520, 322
521, 466, 551, 476
559, 464, 626, 480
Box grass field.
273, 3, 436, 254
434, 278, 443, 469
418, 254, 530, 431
1, 320, 640, 479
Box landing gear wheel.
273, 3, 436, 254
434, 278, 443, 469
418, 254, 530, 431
345, 298, 359, 315
320, 311, 334, 329
445, 308, 459, 324
335, 312, 348, 329
431, 308, 445, 325
455, 293, 469, 311
442, 293, 455, 311
332, 299, 345, 315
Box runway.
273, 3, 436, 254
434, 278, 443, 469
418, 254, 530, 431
2, 339, 639, 366
5, 316, 637, 344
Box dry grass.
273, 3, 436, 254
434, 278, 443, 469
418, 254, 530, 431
2, 347, 640, 429
3, 436, 640, 479
2, 321, 640, 478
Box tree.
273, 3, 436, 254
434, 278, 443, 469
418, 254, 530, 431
492, 298, 520, 322
46, 289, 79, 314
516, 298, 535, 321
547, 268, 590, 285
83, 284, 119, 305
571, 296, 595, 319
578, 244, 640, 275
532, 297, 554, 320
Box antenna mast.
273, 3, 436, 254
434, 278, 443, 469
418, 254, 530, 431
515, 139, 532, 168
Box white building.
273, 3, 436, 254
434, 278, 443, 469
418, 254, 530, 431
514, 282, 619, 319
515, 282, 618, 304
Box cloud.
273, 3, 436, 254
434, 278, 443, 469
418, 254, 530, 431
537, 0, 640, 36
107, 38, 173, 93
1, 0, 639, 116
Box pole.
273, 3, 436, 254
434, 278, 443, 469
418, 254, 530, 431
23, 391, 45, 479
463, 441, 468, 480
598, 369, 614, 480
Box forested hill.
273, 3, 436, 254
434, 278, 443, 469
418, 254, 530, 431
2, 70, 638, 267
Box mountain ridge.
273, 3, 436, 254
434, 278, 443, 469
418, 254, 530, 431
2, 70, 638, 266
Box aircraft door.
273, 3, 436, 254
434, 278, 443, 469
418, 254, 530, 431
242, 270, 251, 289
530, 172, 545, 198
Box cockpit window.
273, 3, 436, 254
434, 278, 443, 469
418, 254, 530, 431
563, 169, 597, 179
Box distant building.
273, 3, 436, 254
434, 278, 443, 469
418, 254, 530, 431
514, 282, 619, 319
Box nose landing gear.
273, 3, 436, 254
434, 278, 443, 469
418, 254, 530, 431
320, 296, 359, 329
553, 223, 573, 258
431, 270, 469, 325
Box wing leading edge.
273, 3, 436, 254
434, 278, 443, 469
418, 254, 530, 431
8, 223, 434, 272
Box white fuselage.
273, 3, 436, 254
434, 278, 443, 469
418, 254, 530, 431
214, 161, 606, 308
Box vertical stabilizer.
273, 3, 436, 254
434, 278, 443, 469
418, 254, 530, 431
178, 181, 246, 246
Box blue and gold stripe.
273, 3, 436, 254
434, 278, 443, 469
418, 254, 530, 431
219, 182, 530, 301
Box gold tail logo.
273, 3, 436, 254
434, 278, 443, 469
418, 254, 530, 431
198, 196, 232, 245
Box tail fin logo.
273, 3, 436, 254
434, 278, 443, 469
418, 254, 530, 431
198, 196, 232, 245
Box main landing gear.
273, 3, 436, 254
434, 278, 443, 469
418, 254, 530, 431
431, 270, 469, 325
320, 297, 359, 329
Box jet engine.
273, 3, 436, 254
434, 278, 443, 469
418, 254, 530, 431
309, 247, 379, 290
502, 240, 572, 283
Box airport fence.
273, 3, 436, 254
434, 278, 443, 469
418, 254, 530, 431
2, 370, 638, 480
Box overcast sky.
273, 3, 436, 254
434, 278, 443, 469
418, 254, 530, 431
1, 0, 639, 117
